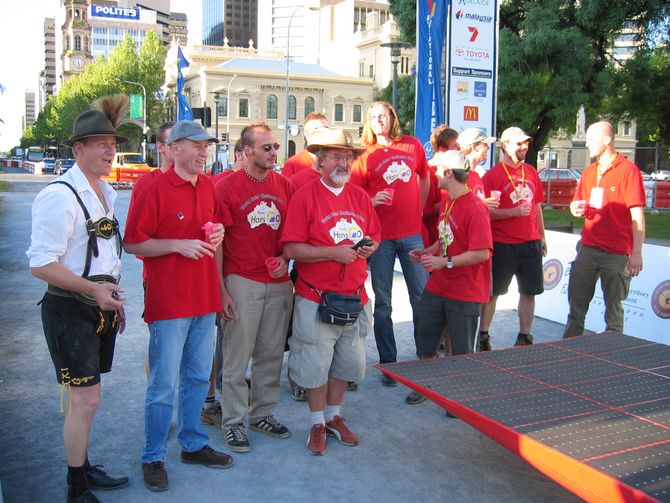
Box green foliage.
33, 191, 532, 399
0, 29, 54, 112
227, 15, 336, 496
23, 31, 166, 150
376, 75, 416, 134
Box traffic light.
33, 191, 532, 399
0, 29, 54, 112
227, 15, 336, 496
358, 126, 363, 138
192, 107, 212, 128
221, 132, 229, 142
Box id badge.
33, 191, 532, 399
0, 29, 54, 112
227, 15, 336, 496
589, 187, 604, 209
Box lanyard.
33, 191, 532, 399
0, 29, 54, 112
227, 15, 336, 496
501, 162, 525, 199
443, 187, 471, 224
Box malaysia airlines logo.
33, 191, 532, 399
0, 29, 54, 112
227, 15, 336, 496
247, 201, 281, 230
455, 10, 493, 23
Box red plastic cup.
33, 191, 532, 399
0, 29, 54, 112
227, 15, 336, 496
265, 257, 281, 275
421, 253, 432, 271
490, 190, 501, 201
203, 221, 218, 244
384, 188, 395, 205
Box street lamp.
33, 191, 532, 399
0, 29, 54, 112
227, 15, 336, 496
226, 74, 238, 154
118, 79, 147, 159
284, 8, 301, 157
380, 41, 411, 112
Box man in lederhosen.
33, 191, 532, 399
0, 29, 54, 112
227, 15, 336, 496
27, 95, 130, 503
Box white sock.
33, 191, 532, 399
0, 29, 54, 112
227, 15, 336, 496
310, 410, 325, 426
324, 404, 341, 422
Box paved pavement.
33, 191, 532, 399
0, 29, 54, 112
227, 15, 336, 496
0, 174, 579, 503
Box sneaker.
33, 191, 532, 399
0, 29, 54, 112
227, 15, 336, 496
405, 390, 427, 405
307, 424, 327, 456
514, 333, 533, 346
290, 384, 307, 402
181, 444, 234, 469
200, 402, 222, 426
67, 491, 100, 503
249, 415, 291, 439
381, 373, 398, 387
224, 423, 251, 453
346, 381, 358, 392
325, 415, 359, 446
479, 334, 492, 352
84, 464, 129, 490
142, 461, 168, 492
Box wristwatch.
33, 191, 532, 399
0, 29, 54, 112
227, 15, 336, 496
446, 256, 454, 269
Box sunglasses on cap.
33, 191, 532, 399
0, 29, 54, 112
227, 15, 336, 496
257, 143, 281, 152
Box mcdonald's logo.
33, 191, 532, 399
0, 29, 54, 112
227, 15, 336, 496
463, 106, 479, 121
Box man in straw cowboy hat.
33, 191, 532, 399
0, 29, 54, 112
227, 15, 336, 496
281, 128, 380, 456
27, 95, 130, 503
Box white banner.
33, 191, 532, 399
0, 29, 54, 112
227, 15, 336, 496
446, 0, 499, 169
536, 231, 670, 343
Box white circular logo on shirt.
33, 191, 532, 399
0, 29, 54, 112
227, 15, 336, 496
247, 201, 281, 230
329, 218, 364, 244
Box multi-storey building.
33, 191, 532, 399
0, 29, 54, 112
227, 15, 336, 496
24, 91, 37, 131
202, 0, 258, 48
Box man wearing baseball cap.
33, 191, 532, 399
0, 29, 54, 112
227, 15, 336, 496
27, 95, 130, 502
407, 150, 492, 405
281, 128, 380, 455
456, 128, 500, 210
124, 120, 233, 492
480, 127, 546, 350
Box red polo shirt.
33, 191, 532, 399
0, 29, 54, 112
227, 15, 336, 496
426, 191, 493, 303
290, 167, 320, 192
282, 149, 315, 178
280, 180, 381, 304
350, 135, 429, 240
124, 168, 222, 323
482, 162, 545, 244
216, 169, 294, 283
576, 154, 645, 255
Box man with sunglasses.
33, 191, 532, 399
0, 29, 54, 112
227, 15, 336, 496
216, 121, 294, 453
480, 127, 547, 350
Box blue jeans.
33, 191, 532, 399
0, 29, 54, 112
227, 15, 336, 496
369, 235, 428, 363
141, 314, 215, 463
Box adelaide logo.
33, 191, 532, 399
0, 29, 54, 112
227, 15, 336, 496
542, 259, 563, 290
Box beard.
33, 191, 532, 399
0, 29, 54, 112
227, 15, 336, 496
330, 168, 351, 186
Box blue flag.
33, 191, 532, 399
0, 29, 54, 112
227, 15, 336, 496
177, 46, 190, 70
177, 72, 193, 121
414, 0, 447, 159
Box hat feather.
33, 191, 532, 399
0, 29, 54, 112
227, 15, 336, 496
90, 94, 139, 130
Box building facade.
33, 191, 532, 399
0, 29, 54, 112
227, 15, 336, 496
203, 0, 258, 48
24, 91, 36, 131
40, 18, 57, 112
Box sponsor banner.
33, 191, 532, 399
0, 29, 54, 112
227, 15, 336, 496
447, 0, 499, 170
91, 4, 140, 20
536, 231, 670, 343
129, 94, 143, 120
415, 0, 448, 159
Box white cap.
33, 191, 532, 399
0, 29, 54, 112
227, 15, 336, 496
500, 126, 531, 144
457, 128, 496, 149
428, 150, 469, 172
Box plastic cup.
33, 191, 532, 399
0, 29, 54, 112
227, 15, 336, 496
490, 190, 501, 201
574, 200, 586, 211
421, 254, 432, 271
203, 221, 218, 244
265, 257, 281, 275
384, 188, 395, 205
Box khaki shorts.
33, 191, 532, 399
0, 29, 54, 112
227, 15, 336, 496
288, 296, 366, 389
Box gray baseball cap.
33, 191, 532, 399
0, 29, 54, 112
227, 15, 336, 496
167, 120, 219, 145
457, 128, 496, 149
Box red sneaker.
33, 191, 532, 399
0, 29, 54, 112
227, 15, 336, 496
325, 415, 359, 446
307, 424, 326, 456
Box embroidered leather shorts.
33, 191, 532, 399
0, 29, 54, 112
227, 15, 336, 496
40, 292, 120, 387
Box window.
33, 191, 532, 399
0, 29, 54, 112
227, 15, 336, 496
217, 97, 228, 117
359, 61, 364, 78
353, 104, 362, 122
304, 97, 315, 117
369, 65, 374, 79
266, 94, 278, 119
239, 98, 249, 118
334, 103, 344, 122
74, 35, 81, 51
288, 95, 297, 120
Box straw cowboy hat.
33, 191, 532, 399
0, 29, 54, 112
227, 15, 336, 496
306, 128, 365, 155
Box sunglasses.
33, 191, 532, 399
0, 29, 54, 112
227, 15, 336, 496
257, 143, 281, 152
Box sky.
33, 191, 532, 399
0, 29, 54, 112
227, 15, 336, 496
0, 0, 201, 152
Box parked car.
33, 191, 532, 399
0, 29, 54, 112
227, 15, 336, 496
54, 158, 75, 175
538, 168, 580, 207
650, 170, 670, 182
641, 172, 653, 181
102, 152, 154, 184
42, 159, 56, 174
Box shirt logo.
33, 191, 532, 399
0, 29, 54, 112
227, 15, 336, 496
247, 201, 281, 230
329, 218, 364, 244
382, 161, 412, 184
438, 219, 454, 257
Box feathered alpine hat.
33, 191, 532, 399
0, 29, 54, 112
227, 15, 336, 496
66, 94, 135, 145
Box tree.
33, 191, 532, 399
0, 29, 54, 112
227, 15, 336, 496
376, 74, 416, 134
24, 32, 166, 151
388, 0, 670, 166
